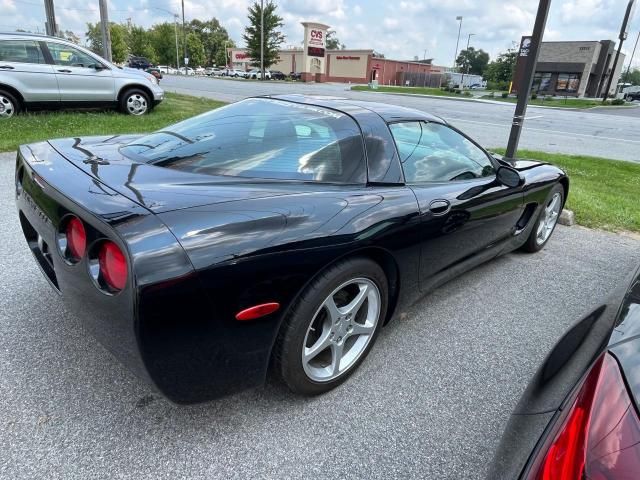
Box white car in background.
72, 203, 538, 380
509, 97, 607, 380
195, 66, 206, 75
157, 65, 178, 75
246, 69, 271, 80
222, 68, 247, 78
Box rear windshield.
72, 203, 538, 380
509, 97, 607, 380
120, 98, 367, 183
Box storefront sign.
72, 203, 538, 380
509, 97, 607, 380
308, 46, 325, 58
234, 52, 249, 60
336, 56, 360, 60
308, 29, 325, 48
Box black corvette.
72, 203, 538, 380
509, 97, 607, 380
15, 95, 568, 403
489, 264, 640, 479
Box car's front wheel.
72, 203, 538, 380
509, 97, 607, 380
274, 257, 388, 395
0, 90, 20, 118
521, 184, 564, 252
120, 89, 150, 116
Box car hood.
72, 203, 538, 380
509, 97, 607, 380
47, 135, 334, 213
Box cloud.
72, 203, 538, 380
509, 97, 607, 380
3, 0, 639, 67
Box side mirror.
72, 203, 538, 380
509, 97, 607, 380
496, 165, 523, 188
93, 63, 107, 70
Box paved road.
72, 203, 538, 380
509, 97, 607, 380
2, 151, 640, 479
160, 75, 640, 163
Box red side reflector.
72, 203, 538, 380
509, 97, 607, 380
527, 353, 640, 480
235, 303, 280, 321
65, 217, 86, 260
98, 241, 127, 291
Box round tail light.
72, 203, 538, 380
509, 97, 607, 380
65, 217, 86, 260
98, 241, 127, 291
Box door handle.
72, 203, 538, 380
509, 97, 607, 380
428, 199, 451, 216
57, 69, 72, 73
0, 65, 15, 69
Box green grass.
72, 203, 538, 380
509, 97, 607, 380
0, 92, 226, 152
492, 149, 640, 232
482, 95, 626, 109
351, 85, 465, 97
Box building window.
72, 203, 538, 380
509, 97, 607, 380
556, 73, 580, 93
532, 72, 552, 93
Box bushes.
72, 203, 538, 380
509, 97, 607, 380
501, 92, 509, 98
531, 93, 538, 100
611, 98, 625, 105
486, 80, 510, 92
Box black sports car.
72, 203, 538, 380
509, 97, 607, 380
15, 95, 568, 403
489, 264, 640, 479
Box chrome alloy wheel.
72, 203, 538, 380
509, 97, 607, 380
302, 278, 381, 382
536, 192, 562, 245
0, 94, 15, 118
126, 93, 148, 115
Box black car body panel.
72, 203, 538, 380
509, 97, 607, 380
488, 265, 640, 479
15, 96, 568, 403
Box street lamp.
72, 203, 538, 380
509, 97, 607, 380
260, 0, 264, 81
460, 33, 474, 88
454, 16, 463, 69
181, 0, 187, 75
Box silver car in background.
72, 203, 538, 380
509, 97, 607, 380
0, 32, 164, 118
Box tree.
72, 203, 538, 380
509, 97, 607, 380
326, 30, 345, 50
186, 32, 205, 67
85, 22, 128, 63
456, 47, 490, 76
62, 30, 80, 44
128, 25, 155, 62
484, 49, 518, 83
242, 1, 285, 68
621, 68, 640, 86
188, 18, 235, 66
149, 22, 179, 67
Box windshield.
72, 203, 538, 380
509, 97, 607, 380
120, 98, 366, 183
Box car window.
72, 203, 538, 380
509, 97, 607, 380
389, 121, 495, 183
0, 40, 45, 64
46, 42, 98, 68
120, 98, 367, 184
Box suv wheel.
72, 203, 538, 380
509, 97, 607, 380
0, 90, 19, 118
120, 89, 150, 116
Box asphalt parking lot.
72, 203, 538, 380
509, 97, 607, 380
1, 150, 639, 479
160, 75, 640, 163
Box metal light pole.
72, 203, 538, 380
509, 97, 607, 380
181, 0, 187, 75
603, 0, 635, 102
174, 14, 180, 70
260, 0, 265, 81
624, 30, 640, 82
453, 16, 462, 69
460, 33, 474, 88
504, 0, 552, 161
44, 0, 59, 37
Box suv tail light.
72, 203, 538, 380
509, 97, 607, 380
65, 216, 86, 261
526, 353, 640, 480
98, 241, 127, 291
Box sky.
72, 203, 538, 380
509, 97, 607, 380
1, 0, 639, 68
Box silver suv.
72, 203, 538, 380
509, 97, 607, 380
0, 32, 164, 118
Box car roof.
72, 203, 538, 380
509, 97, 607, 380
264, 94, 445, 123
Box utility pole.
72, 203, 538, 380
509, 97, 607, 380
504, 0, 552, 161
43, 0, 58, 37
460, 33, 474, 88
603, 0, 635, 102
174, 14, 180, 71
260, 0, 265, 81
98, 0, 112, 62
181, 0, 187, 75
453, 16, 462, 69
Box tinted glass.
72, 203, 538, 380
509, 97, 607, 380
121, 98, 366, 183
389, 121, 495, 182
0, 40, 45, 64
46, 42, 98, 68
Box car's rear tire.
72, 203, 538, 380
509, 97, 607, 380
0, 90, 20, 118
521, 184, 564, 253
119, 88, 150, 116
274, 257, 388, 395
